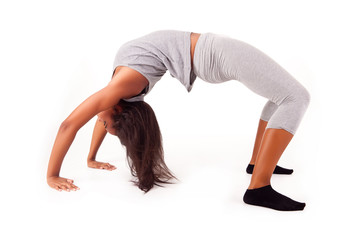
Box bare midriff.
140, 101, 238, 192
190, 32, 201, 69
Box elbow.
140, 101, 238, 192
60, 120, 70, 130
59, 120, 77, 132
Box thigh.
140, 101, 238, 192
216, 36, 303, 105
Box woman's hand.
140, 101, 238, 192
47, 176, 80, 192
87, 160, 117, 171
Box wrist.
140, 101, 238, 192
87, 158, 96, 164
47, 175, 59, 181
47, 170, 60, 180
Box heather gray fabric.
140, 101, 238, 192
113, 30, 197, 102
193, 33, 311, 135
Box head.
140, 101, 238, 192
97, 105, 122, 135
98, 100, 177, 193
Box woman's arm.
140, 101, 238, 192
46, 67, 148, 191
87, 117, 108, 161
86, 118, 116, 171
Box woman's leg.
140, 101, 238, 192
240, 74, 310, 210
217, 35, 310, 210
244, 128, 306, 211
248, 118, 268, 165
247, 116, 294, 175
193, 33, 310, 210
242, 81, 309, 210
248, 128, 293, 188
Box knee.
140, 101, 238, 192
299, 86, 311, 109
283, 85, 311, 111
287, 84, 310, 108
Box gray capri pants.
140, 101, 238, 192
193, 33, 311, 135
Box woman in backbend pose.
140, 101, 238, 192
47, 30, 310, 211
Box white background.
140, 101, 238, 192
1, 0, 359, 239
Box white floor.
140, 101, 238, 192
3, 124, 359, 239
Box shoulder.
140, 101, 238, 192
62, 66, 149, 130
108, 66, 149, 99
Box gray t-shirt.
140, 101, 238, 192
113, 30, 197, 102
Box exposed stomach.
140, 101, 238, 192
190, 32, 201, 69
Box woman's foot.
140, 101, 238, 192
243, 184, 305, 211
246, 164, 293, 175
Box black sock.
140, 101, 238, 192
246, 164, 293, 175
243, 185, 306, 211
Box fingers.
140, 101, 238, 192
48, 176, 80, 192
71, 184, 80, 191
98, 162, 117, 171
88, 161, 116, 171
60, 185, 69, 192
108, 164, 117, 170
54, 180, 79, 192
56, 184, 79, 192
105, 163, 116, 171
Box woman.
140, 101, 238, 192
47, 30, 310, 211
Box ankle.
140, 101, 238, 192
248, 180, 271, 190
249, 159, 256, 165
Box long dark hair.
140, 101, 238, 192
112, 99, 177, 193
